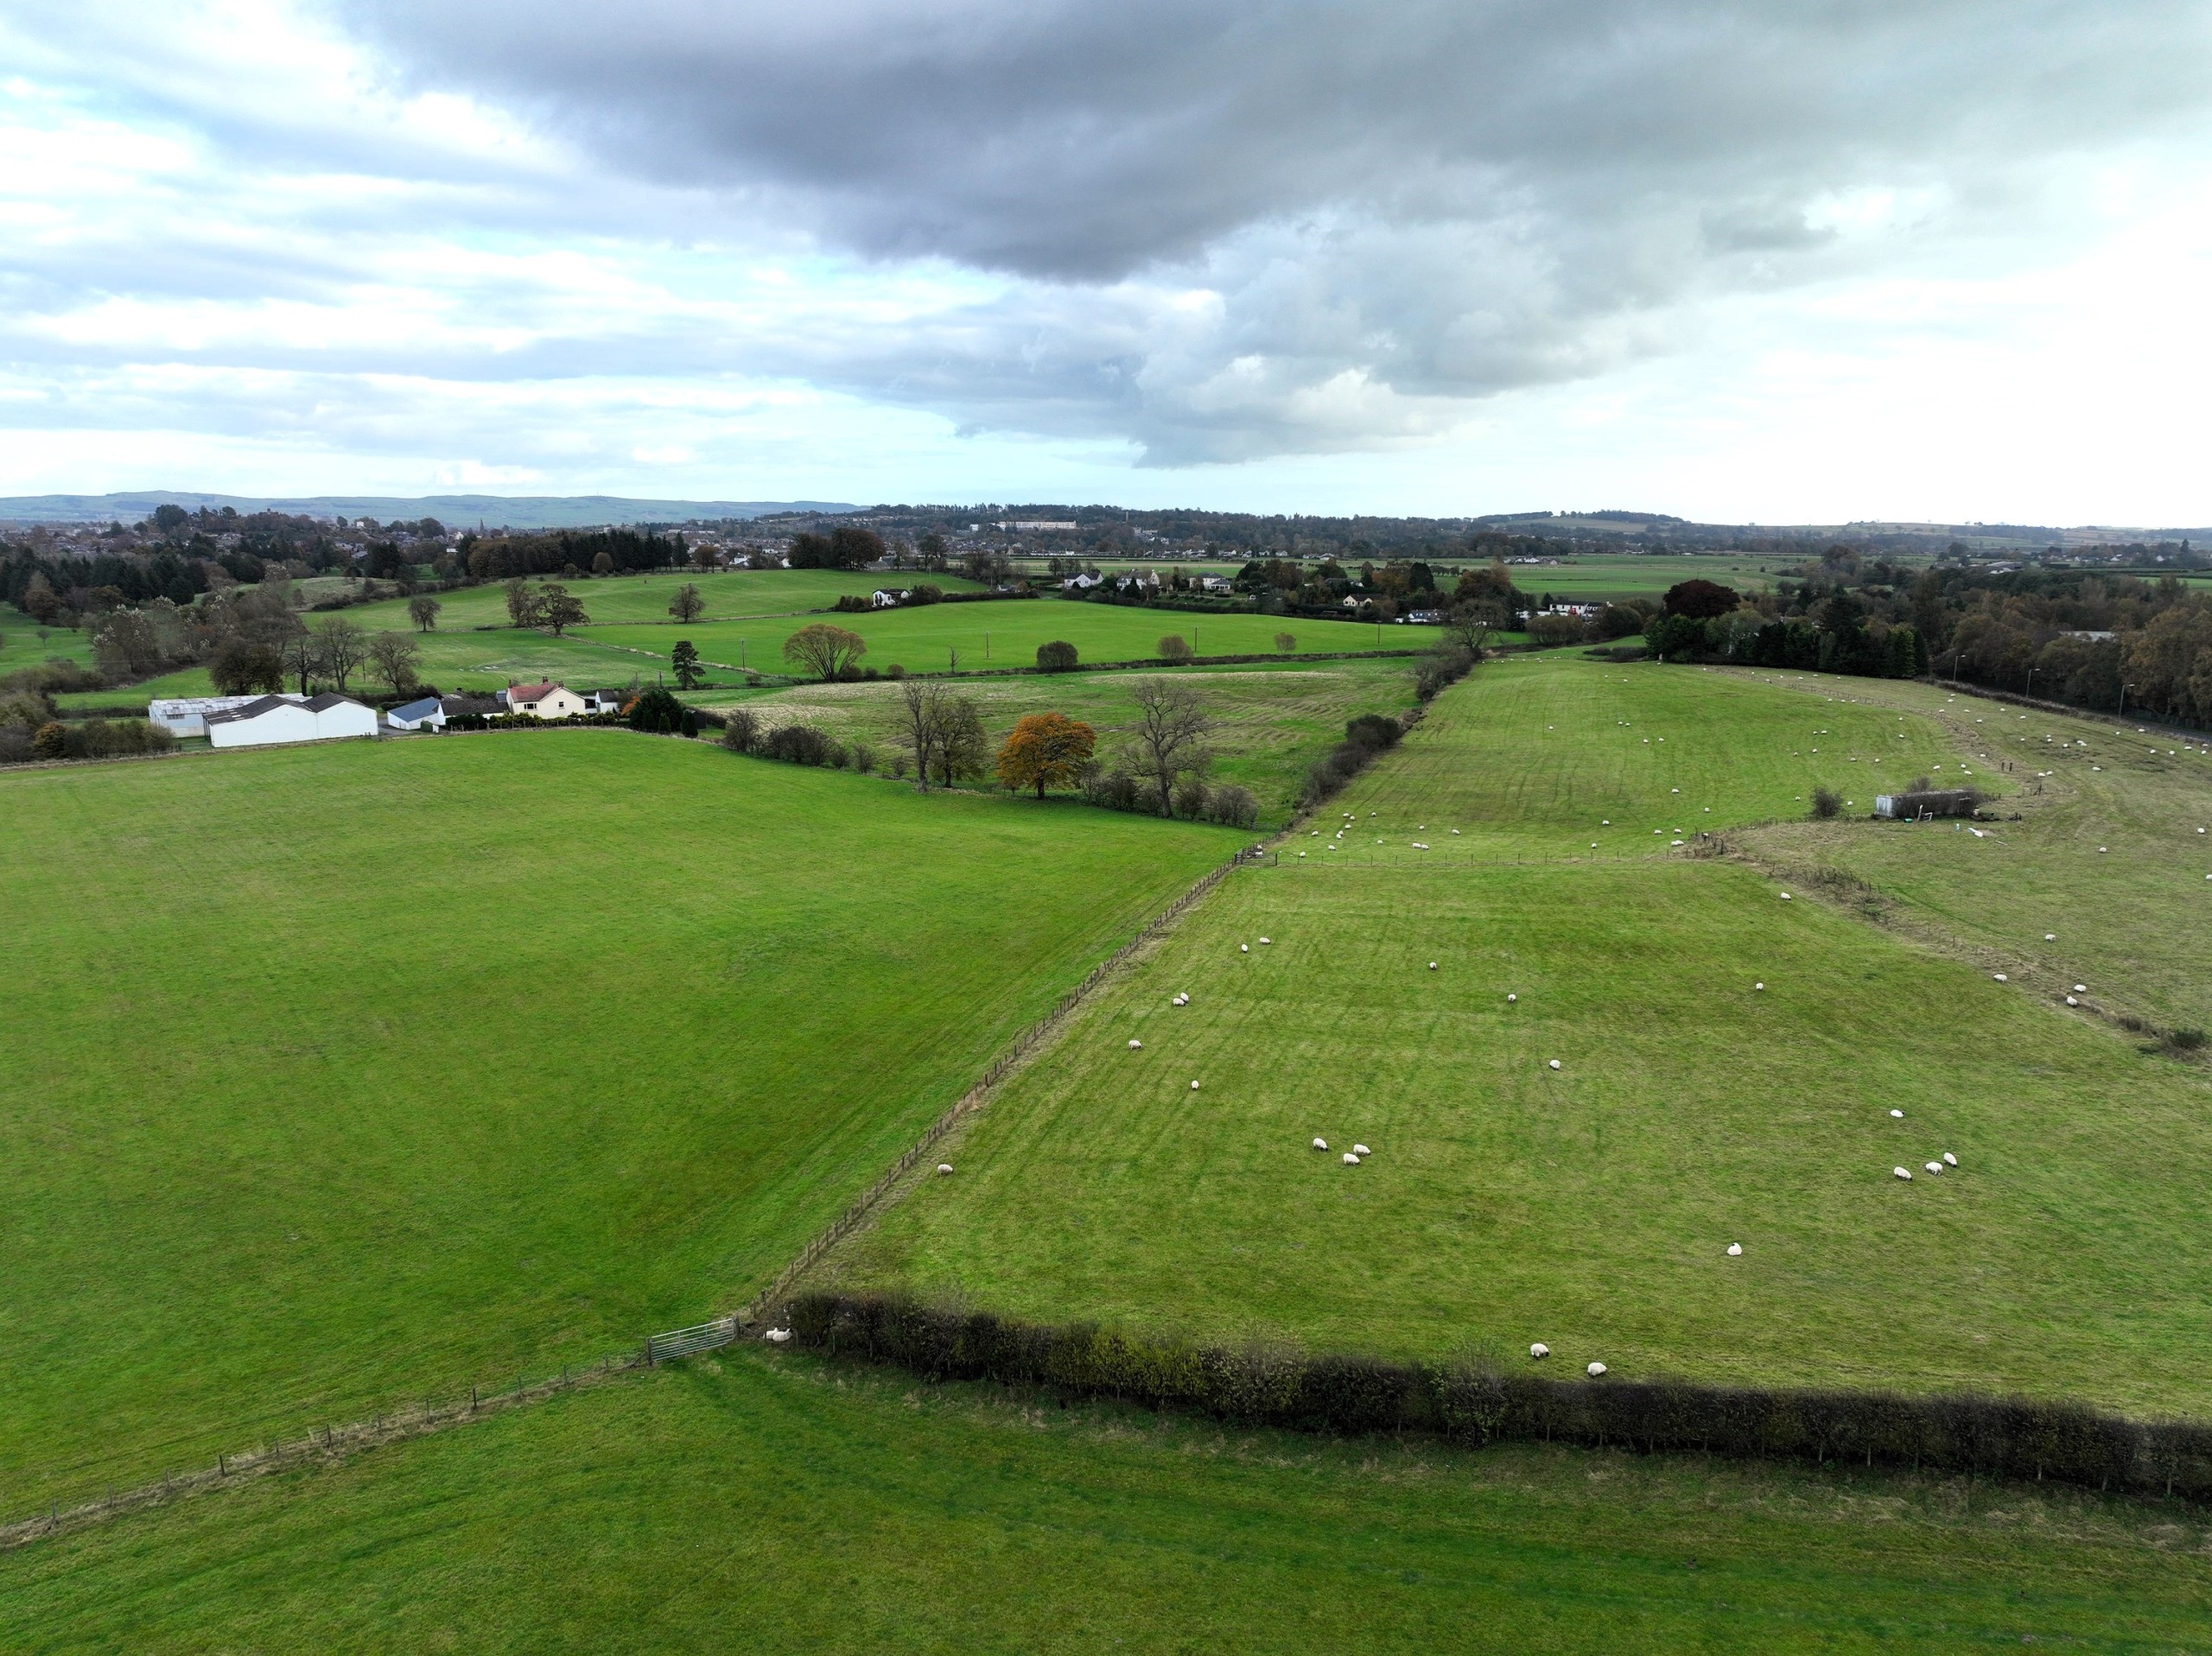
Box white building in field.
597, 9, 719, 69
205, 693, 379, 750
149, 694, 278, 737
503, 681, 594, 720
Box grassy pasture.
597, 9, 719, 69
1727, 671, 2212, 1033
335, 567, 977, 634
0, 733, 1237, 1509
8, 1350, 2209, 1654
0, 618, 92, 673
590, 600, 1433, 681
1498, 553, 1796, 601
728, 657, 1418, 824
1300, 652, 1969, 861
828, 658, 2212, 1414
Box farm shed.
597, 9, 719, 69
148, 694, 274, 737
385, 695, 446, 732
206, 693, 378, 750
1874, 789, 1982, 820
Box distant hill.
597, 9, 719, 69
0, 492, 858, 530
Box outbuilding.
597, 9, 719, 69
148, 695, 276, 737
206, 693, 379, 750
385, 695, 447, 733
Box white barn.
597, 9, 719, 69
149, 694, 281, 737
206, 693, 379, 750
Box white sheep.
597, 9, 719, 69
1259, 936, 1272, 944
1942, 1152, 1957, 1166
1240, 944, 1249, 953
1352, 1143, 1370, 1157
2074, 983, 2088, 993
1780, 892, 1792, 900
1548, 1059, 1562, 1070
938, 1164, 955, 1176
1726, 1243, 1743, 1256
1529, 1342, 1549, 1359
1893, 1165, 1912, 1180
2066, 995, 2079, 1006
1128, 1038, 1142, 1050
1429, 961, 1438, 970
1754, 981, 1764, 991
1342, 1152, 1361, 1165
1890, 1108, 1904, 1119
764, 1328, 792, 1344
1586, 1361, 1608, 1378
1190, 1080, 1200, 1091
2045, 933, 2056, 941
1313, 1138, 1328, 1151
1993, 973, 2007, 982
1507, 993, 1517, 1002
1924, 1161, 1944, 1175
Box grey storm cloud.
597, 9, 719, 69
315, 0, 2212, 461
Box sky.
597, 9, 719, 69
3, 0, 2210, 523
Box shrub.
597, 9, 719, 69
850, 741, 876, 775
1172, 773, 1211, 820
886, 663, 907, 679
761, 724, 835, 765
1811, 786, 1842, 820
1083, 769, 1143, 812
678, 708, 699, 739
1414, 644, 1476, 701
2166, 1027, 2207, 1053
627, 687, 685, 734
1157, 635, 1194, 663
1344, 714, 1402, 752
1206, 784, 1259, 828
31, 721, 67, 760
720, 708, 761, 753
1036, 640, 1079, 673
1274, 632, 1296, 654
1526, 612, 1589, 648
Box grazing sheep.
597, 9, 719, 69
764, 1328, 792, 1344
1530, 1342, 1549, 1359
1993, 973, 2007, 982
2066, 995, 2079, 1006
1890, 1108, 1904, 1118
1507, 993, 1517, 1002
1587, 1361, 1608, 1378
1548, 1059, 1562, 1070
2045, 933, 2056, 941
1943, 1152, 1958, 1166
1429, 961, 1438, 970
1726, 1243, 1743, 1256
1313, 1138, 1328, 1151
1352, 1143, 1370, 1156
938, 1164, 955, 1176
1925, 1161, 1944, 1175
1754, 981, 1764, 991
1780, 892, 1793, 901
1343, 1152, 1361, 1165
1191, 1081, 1200, 1090
1241, 944, 1249, 953
1128, 1039, 1143, 1050
2074, 983, 2088, 993
1260, 936, 1272, 944
1894, 1166, 1912, 1180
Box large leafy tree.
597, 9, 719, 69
537, 584, 588, 636
995, 712, 1096, 798
782, 622, 867, 680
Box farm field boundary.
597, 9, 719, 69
788, 1291, 2212, 1505
740, 844, 1266, 1327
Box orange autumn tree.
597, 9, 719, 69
994, 712, 1097, 799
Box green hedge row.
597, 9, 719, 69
785, 1292, 2212, 1501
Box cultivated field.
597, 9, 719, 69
0, 733, 1238, 1508
825, 657, 2212, 1414
728, 657, 1420, 823
7, 1349, 2208, 1653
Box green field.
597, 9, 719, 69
824, 657, 2212, 1414
8, 1348, 2209, 1654
1288, 654, 1970, 860
589, 600, 1432, 680
337, 567, 976, 633
731, 657, 1419, 824
0, 733, 1238, 1509
1728, 672, 2212, 1032
1494, 553, 1802, 602
0, 617, 92, 674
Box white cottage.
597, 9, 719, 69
206, 693, 379, 750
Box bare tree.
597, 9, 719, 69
893, 678, 944, 790
504, 577, 539, 628
932, 695, 988, 788
365, 631, 422, 694
669, 582, 705, 624
408, 594, 442, 631
1127, 678, 1214, 815
281, 629, 325, 695
314, 618, 367, 693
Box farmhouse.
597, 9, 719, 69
205, 693, 378, 749
385, 695, 446, 732
504, 681, 594, 720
